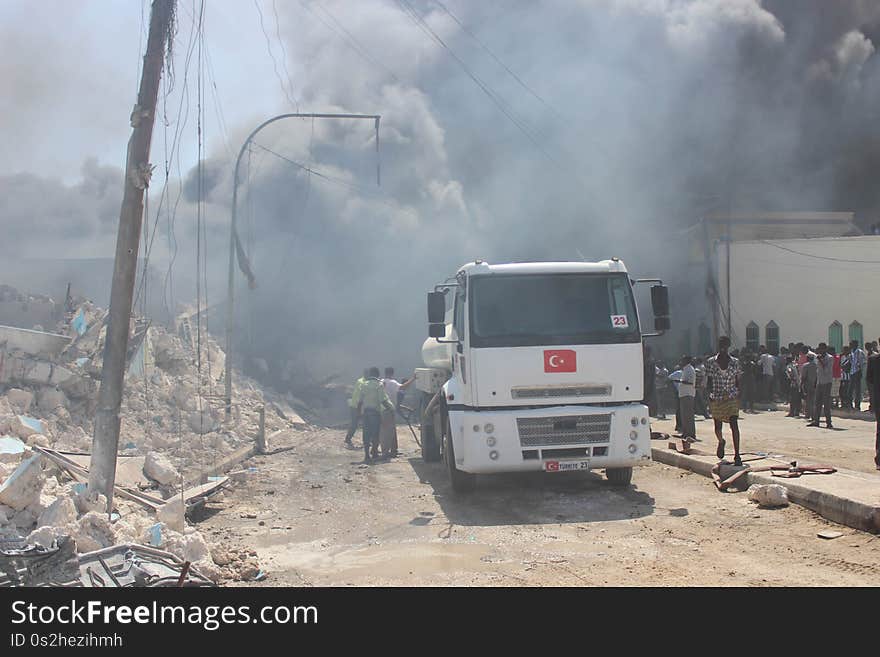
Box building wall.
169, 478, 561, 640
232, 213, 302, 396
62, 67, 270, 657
715, 236, 880, 350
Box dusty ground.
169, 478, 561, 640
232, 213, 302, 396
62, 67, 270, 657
196, 414, 880, 587
651, 407, 879, 474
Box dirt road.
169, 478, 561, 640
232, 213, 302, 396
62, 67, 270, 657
198, 422, 880, 586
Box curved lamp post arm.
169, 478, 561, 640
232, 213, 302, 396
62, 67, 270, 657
225, 113, 381, 416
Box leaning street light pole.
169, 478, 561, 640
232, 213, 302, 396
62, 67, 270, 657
224, 113, 381, 417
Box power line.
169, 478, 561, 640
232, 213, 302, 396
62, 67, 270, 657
272, 0, 302, 101
251, 141, 417, 216
254, 0, 300, 110
758, 239, 880, 264
394, 0, 559, 166
432, 0, 562, 121
302, 0, 401, 84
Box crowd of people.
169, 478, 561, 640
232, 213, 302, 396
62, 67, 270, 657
644, 337, 880, 471
345, 367, 414, 463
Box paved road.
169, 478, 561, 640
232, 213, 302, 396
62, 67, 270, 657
198, 421, 880, 586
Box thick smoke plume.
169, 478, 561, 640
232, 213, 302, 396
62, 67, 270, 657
2, 1, 880, 384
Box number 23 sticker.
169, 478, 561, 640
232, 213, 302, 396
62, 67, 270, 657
611, 314, 629, 328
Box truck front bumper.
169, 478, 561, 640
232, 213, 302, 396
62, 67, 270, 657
447, 403, 652, 474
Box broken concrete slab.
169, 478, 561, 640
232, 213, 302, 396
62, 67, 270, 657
36, 496, 77, 529
0, 436, 25, 462
143, 451, 179, 486
10, 415, 43, 439
73, 512, 116, 553
36, 386, 68, 411
0, 324, 71, 358
156, 497, 185, 532
5, 388, 33, 412
747, 484, 789, 508
0, 454, 44, 511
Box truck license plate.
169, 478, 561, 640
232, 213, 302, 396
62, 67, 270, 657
544, 460, 590, 472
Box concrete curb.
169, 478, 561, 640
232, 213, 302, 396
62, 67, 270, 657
651, 446, 880, 533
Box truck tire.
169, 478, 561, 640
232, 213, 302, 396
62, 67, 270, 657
605, 467, 633, 487
420, 415, 441, 462
443, 418, 476, 493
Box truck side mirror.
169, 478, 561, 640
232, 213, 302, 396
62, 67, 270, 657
428, 291, 446, 324
429, 323, 446, 338
651, 285, 669, 317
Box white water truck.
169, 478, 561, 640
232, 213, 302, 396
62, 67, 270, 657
414, 259, 670, 493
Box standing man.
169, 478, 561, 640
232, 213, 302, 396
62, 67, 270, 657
678, 356, 697, 442
784, 355, 801, 417
655, 362, 669, 420
866, 344, 880, 470
706, 336, 743, 466
344, 369, 369, 447
359, 367, 395, 463
850, 340, 867, 411
380, 367, 414, 459
801, 352, 818, 420
809, 343, 834, 429
840, 345, 852, 409
758, 346, 775, 403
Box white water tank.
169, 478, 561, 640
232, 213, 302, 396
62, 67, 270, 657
421, 324, 455, 370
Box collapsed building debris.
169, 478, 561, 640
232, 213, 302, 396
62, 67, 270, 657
0, 283, 315, 585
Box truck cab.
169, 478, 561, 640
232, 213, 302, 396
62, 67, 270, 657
417, 260, 669, 492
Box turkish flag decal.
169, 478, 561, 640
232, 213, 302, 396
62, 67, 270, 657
544, 349, 576, 373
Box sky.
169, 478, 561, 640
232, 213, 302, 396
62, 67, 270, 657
2, 0, 880, 381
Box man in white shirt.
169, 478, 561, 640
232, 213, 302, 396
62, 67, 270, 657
758, 346, 775, 403
850, 340, 867, 411
678, 356, 697, 441
379, 368, 414, 458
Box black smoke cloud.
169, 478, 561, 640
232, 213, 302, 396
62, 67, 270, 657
2, 1, 880, 382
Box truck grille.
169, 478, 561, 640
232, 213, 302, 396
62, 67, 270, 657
517, 414, 612, 447
511, 384, 611, 399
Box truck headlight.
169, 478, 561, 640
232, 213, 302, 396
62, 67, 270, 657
489, 450, 499, 460
641, 417, 648, 425
630, 430, 638, 440
628, 444, 638, 454
484, 423, 495, 434
486, 436, 496, 447
630, 417, 639, 427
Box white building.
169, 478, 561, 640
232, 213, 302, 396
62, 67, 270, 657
715, 234, 880, 352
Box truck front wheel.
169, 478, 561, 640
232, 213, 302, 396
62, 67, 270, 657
420, 415, 441, 462
443, 420, 475, 494
605, 467, 633, 487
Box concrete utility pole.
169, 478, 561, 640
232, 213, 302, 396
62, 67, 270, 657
224, 113, 380, 417
89, 0, 175, 509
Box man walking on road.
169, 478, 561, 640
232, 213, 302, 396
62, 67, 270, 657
809, 343, 834, 429
866, 345, 880, 470
706, 336, 743, 466
344, 369, 369, 447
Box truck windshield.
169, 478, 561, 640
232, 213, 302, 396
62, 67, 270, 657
469, 273, 640, 347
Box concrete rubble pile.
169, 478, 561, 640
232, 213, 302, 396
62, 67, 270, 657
0, 286, 298, 584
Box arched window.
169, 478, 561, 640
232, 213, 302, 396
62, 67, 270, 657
765, 320, 779, 355
828, 321, 843, 353
849, 321, 863, 347
746, 321, 759, 352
